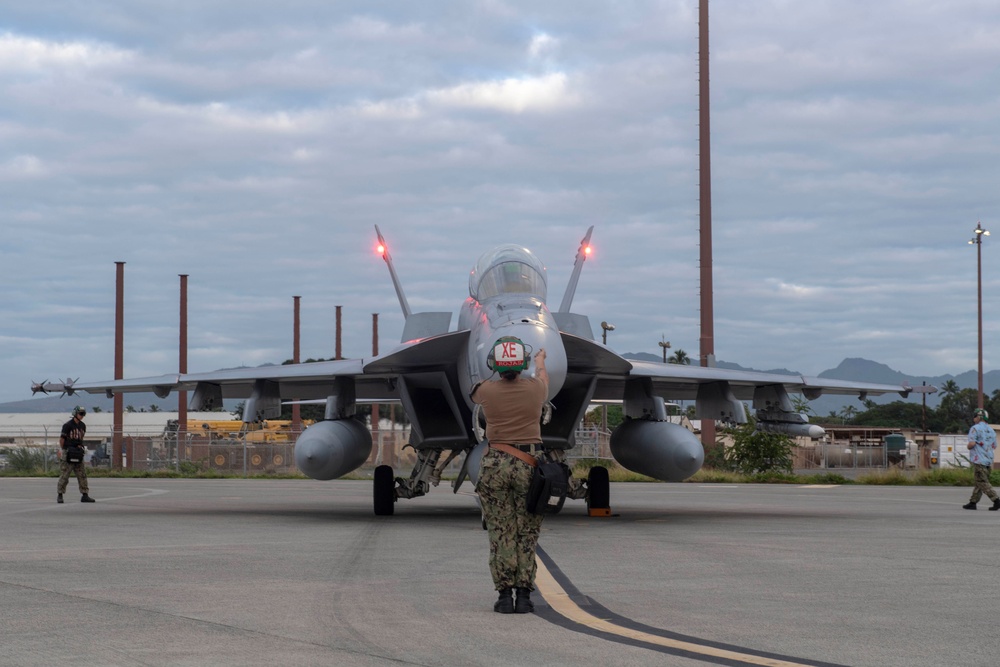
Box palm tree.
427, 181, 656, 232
840, 405, 858, 423
668, 349, 691, 365
941, 380, 960, 398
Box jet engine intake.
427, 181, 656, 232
609, 420, 704, 482
294, 419, 373, 481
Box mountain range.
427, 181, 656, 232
2, 357, 987, 417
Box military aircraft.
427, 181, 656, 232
35, 226, 934, 515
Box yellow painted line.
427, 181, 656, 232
534, 555, 819, 667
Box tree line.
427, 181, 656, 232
812, 380, 981, 434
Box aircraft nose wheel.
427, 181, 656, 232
374, 464, 396, 516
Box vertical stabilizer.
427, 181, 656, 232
557, 226, 594, 313
375, 225, 412, 319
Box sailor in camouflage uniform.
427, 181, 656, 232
472, 338, 548, 614
57, 406, 96, 504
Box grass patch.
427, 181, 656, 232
798, 472, 854, 485
1, 460, 990, 487
912, 467, 977, 487
0, 468, 309, 480
856, 469, 913, 485
689, 468, 745, 483
569, 461, 655, 482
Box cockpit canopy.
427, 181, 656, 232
469, 244, 547, 302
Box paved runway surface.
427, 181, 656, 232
1, 478, 997, 666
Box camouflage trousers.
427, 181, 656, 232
58, 460, 90, 495
970, 463, 998, 503
477, 448, 544, 592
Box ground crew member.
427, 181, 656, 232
58, 406, 95, 504
472, 338, 548, 614
963, 407, 999, 510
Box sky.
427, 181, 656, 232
2, 0, 999, 405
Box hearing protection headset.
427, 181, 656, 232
486, 336, 531, 373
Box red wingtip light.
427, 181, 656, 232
376, 243, 386, 256
584, 245, 592, 256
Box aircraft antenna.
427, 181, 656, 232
557, 226, 594, 313
374, 225, 412, 319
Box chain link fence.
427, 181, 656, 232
0, 421, 617, 477
21, 419, 942, 476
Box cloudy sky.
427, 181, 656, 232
2, 1, 998, 405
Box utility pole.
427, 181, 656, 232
698, 0, 716, 450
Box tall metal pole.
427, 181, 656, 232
113, 262, 125, 470
292, 296, 301, 432
978, 236, 984, 409
335, 305, 343, 360
178, 274, 188, 468
970, 222, 989, 409
371, 313, 383, 465
698, 0, 716, 449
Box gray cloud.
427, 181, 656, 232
1, 0, 998, 404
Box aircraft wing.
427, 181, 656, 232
620, 360, 924, 403
555, 333, 932, 431
72, 331, 471, 408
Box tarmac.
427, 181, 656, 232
1, 477, 998, 667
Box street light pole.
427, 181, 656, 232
970, 221, 990, 409
601, 321, 615, 345
600, 321, 615, 457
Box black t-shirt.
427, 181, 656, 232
61, 418, 86, 448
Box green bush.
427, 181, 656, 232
5, 447, 55, 474
722, 423, 794, 475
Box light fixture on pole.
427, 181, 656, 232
599, 321, 615, 453
969, 221, 990, 409
659, 336, 672, 363
601, 321, 615, 345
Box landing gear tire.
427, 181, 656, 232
587, 466, 610, 513
374, 465, 395, 516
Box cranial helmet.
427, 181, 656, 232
974, 407, 989, 420
486, 336, 530, 373
73, 406, 86, 417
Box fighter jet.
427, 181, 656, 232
35, 227, 934, 514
